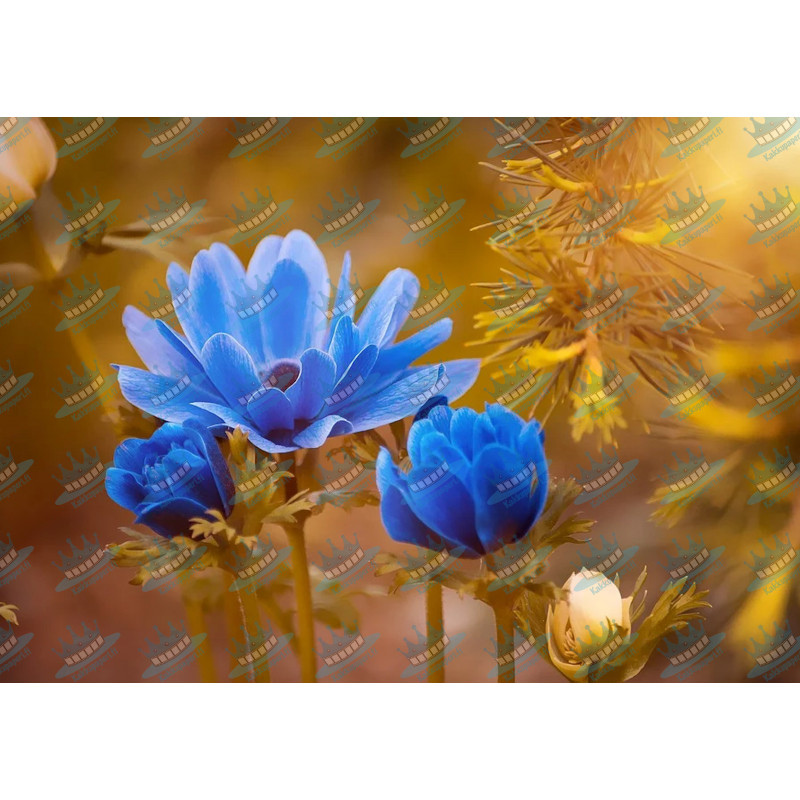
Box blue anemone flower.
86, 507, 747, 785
116, 230, 480, 452
376, 403, 548, 558
105, 419, 235, 539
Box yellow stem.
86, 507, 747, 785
182, 588, 217, 683
286, 521, 317, 682
426, 582, 445, 682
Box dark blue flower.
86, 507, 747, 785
105, 420, 235, 538
376, 403, 548, 558
116, 230, 480, 452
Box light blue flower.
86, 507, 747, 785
116, 230, 479, 453
105, 420, 234, 539
376, 403, 548, 558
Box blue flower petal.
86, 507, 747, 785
357, 268, 419, 348
449, 406, 479, 462
117, 365, 223, 424
373, 317, 453, 375
326, 344, 378, 411
328, 315, 362, 381
284, 348, 337, 420
484, 402, 525, 450
184, 419, 236, 516
375, 450, 445, 551
199, 332, 262, 412
261, 258, 317, 359
246, 387, 295, 433
292, 415, 353, 449
105, 466, 146, 510
135, 496, 209, 539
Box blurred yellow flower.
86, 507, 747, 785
0, 117, 56, 199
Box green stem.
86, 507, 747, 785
286, 520, 317, 682
492, 600, 516, 684
182, 587, 217, 683
426, 581, 445, 683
